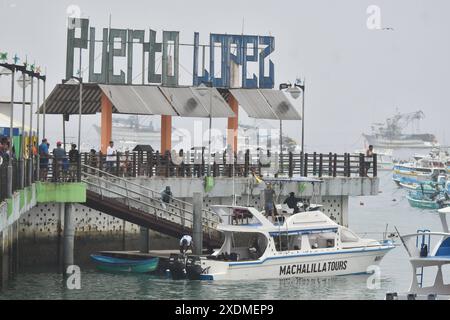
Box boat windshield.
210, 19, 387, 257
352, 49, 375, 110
211, 232, 268, 261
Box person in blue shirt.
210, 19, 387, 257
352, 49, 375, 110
39, 138, 50, 180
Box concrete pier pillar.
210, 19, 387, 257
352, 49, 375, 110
11, 221, 19, 275
19, 159, 25, 189
0, 230, 10, 288
341, 196, 349, 227
6, 165, 13, 198
193, 192, 203, 255
63, 203, 75, 269
139, 227, 149, 253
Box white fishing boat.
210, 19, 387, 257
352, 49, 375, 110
393, 157, 447, 185
195, 204, 394, 280
387, 208, 450, 299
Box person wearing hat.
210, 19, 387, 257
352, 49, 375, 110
52, 141, 66, 181
284, 192, 302, 214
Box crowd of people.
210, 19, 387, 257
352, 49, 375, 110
38, 138, 80, 182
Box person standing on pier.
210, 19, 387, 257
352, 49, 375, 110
106, 141, 116, 173
365, 145, 374, 177
39, 138, 50, 181
68, 144, 80, 182
52, 141, 66, 182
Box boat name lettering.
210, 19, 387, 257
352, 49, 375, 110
279, 260, 348, 276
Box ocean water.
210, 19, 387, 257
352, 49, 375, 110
0, 171, 444, 300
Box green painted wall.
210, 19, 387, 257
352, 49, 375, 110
36, 182, 86, 203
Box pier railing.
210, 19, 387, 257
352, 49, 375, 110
80, 164, 220, 241
0, 157, 35, 203
78, 150, 377, 179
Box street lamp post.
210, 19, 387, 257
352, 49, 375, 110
196, 82, 213, 176
16, 66, 30, 188
27, 70, 34, 185
0, 63, 16, 197
279, 80, 304, 156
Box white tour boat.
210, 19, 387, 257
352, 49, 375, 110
196, 204, 395, 281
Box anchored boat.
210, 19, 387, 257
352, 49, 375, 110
190, 205, 394, 281
90, 254, 159, 273
393, 158, 447, 185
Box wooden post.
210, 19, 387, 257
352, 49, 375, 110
132, 152, 137, 177
313, 152, 317, 176
300, 152, 304, 177
333, 153, 337, 177
288, 152, 293, 177
319, 153, 323, 177
373, 153, 377, 177
116, 152, 120, 176
359, 153, 364, 177
304, 153, 308, 177
149, 150, 154, 177
328, 152, 332, 177
244, 149, 250, 177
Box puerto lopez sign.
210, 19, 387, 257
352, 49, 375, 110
66, 18, 275, 88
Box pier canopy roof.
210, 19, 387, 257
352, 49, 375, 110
38, 83, 235, 118
229, 88, 302, 120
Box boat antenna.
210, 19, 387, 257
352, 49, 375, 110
394, 226, 411, 256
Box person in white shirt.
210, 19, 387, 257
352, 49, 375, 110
179, 235, 193, 254
106, 141, 116, 172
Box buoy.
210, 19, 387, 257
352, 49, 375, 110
392, 199, 397, 202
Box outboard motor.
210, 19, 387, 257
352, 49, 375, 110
168, 254, 187, 280
185, 256, 203, 280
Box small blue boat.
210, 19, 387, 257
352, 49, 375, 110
90, 254, 159, 273
406, 191, 448, 210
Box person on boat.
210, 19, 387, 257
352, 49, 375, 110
284, 192, 302, 213
179, 235, 193, 254
264, 183, 276, 219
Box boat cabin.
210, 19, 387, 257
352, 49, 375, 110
208, 205, 371, 263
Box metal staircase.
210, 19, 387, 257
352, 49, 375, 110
80, 164, 222, 246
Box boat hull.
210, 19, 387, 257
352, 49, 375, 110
406, 194, 442, 210
90, 254, 159, 273
200, 246, 393, 281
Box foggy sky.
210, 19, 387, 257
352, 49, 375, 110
1, 0, 449, 152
